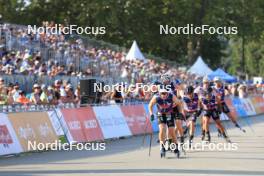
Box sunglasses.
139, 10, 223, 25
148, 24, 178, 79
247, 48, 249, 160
161, 92, 168, 95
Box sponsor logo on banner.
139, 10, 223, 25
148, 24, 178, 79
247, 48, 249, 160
251, 97, 264, 114
68, 121, 81, 130
93, 105, 132, 139
18, 124, 36, 140
120, 104, 152, 135
240, 98, 256, 116
60, 107, 104, 142
232, 98, 247, 117
8, 112, 58, 152
84, 120, 97, 129
39, 122, 55, 137
0, 113, 23, 155
225, 98, 238, 118
47, 111, 65, 136
0, 125, 13, 144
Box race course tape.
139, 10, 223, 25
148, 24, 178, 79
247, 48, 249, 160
0, 97, 263, 156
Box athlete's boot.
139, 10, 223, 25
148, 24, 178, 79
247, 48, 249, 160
189, 135, 194, 148
168, 138, 173, 151
174, 144, 180, 158
222, 131, 231, 143
206, 131, 211, 142
160, 146, 166, 158
201, 130, 205, 141
183, 127, 189, 138
217, 129, 222, 137
180, 136, 184, 144
235, 122, 246, 133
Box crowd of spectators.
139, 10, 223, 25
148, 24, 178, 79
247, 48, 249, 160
0, 22, 263, 107
0, 77, 80, 106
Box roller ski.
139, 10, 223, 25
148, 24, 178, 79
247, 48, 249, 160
217, 129, 222, 137
179, 136, 186, 155
188, 135, 194, 148
174, 147, 180, 158
160, 147, 166, 158
183, 127, 189, 138
201, 130, 205, 141
205, 131, 211, 143
222, 132, 232, 143
235, 123, 246, 133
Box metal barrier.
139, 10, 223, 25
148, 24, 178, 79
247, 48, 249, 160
0, 101, 148, 113
0, 75, 115, 92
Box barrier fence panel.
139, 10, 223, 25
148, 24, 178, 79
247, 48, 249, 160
7, 112, 58, 152
93, 105, 132, 139
120, 104, 152, 135
143, 104, 159, 132
60, 107, 104, 143
0, 113, 23, 155
47, 111, 65, 136
0, 97, 264, 156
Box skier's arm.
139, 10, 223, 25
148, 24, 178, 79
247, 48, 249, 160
148, 95, 157, 115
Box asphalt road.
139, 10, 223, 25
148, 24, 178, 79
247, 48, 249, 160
1, 114, 264, 176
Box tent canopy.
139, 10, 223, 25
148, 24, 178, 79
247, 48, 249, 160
208, 68, 237, 83
125, 40, 146, 61
188, 56, 213, 76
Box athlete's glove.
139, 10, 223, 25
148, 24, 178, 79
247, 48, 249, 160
150, 114, 155, 122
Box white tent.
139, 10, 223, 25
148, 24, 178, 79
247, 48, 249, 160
188, 56, 213, 76
125, 40, 146, 61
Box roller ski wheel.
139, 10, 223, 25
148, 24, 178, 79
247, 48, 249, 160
189, 140, 193, 149
205, 135, 211, 143
235, 123, 246, 133
224, 137, 231, 143
222, 132, 231, 143
201, 134, 205, 141
160, 148, 166, 158
165, 139, 172, 152
240, 128, 246, 133
174, 149, 180, 158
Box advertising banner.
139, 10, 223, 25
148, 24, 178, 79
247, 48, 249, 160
143, 104, 159, 132
232, 98, 247, 117
225, 98, 238, 118
8, 112, 58, 152
251, 97, 264, 114
0, 113, 23, 155
120, 104, 152, 135
240, 98, 256, 116
53, 108, 74, 143
93, 105, 132, 139
60, 107, 104, 142
47, 111, 65, 136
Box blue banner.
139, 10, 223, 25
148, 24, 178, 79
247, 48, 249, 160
232, 98, 248, 117
143, 104, 159, 132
